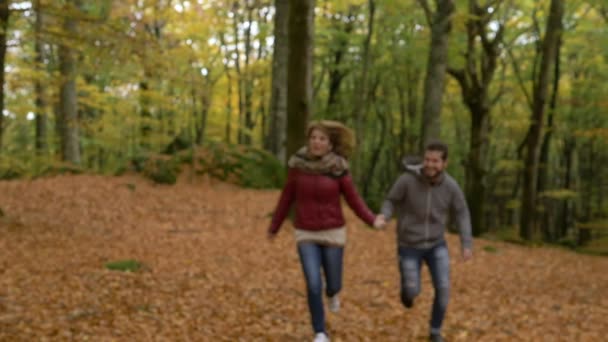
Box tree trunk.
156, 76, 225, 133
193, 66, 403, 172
139, 78, 152, 150
267, 0, 288, 163
407, 64, 420, 154
447, 0, 505, 236
396, 81, 408, 159
231, 3, 245, 144
242, 2, 254, 145
286, 0, 315, 158
196, 70, 219, 145
0, 0, 9, 153
538, 36, 562, 240
559, 138, 574, 237
466, 105, 490, 236
197, 96, 210, 145
34, 0, 47, 154
352, 0, 375, 181
362, 81, 385, 199
520, 0, 564, 240
58, 0, 81, 165
395, 59, 420, 159
418, 0, 455, 152
225, 70, 233, 144
326, 8, 355, 115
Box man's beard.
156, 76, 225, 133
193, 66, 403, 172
424, 168, 443, 182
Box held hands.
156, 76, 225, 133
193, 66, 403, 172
373, 214, 387, 229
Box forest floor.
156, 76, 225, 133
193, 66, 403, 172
1, 173, 607, 341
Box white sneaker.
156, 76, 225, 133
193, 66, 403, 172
313, 332, 330, 342
328, 295, 340, 313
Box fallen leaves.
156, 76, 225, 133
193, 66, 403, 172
1, 173, 607, 341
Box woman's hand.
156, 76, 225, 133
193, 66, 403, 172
373, 214, 387, 229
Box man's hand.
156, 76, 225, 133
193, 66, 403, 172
373, 214, 387, 229
461, 248, 473, 262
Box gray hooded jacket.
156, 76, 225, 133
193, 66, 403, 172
381, 157, 472, 250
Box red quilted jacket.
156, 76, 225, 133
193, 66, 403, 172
268, 168, 376, 234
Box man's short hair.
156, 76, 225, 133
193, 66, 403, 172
425, 140, 448, 160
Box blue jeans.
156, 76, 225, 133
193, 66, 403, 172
398, 241, 450, 335
297, 242, 344, 334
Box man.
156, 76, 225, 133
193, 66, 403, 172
374, 140, 473, 342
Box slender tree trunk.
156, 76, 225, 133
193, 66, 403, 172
286, 0, 315, 158
0, 0, 9, 153
34, 0, 47, 154
520, 0, 564, 240
396, 81, 408, 159
326, 8, 355, 114
196, 71, 219, 145
243, 2, 254, 145
198, 98, 210, 145
353, 0, 375, 181
267, 0, 288, 162
225, 71, 233, 144
231, 3, 245, 144
407, 64, 420, 154
139, 77, 152, 150
418, 0, 455, 152
597, 155, 605, 218
362, 81, 385, 198
538, 37, 562, 240
560, 138, 574, 237
58, 0, 81, 165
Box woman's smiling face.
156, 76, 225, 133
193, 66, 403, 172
308, 128, 332, 157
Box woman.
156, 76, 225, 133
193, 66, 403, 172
268, 120, 384, 342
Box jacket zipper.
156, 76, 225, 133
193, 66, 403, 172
315, 175, 321, 224
425, 185, 432, 247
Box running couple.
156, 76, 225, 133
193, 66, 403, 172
267, 120, 473, 342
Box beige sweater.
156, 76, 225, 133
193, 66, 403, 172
294, 227, 346, 246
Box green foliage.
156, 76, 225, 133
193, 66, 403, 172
482, 227, 544, 247
142, 155, 180, 185
483, 245, 499, 253
557, 237, 577, 249
363, 190, 385, 214
104, 259, 142, 272
174, 149, 194, 164
576, 235, 608, 256
539, 189, 578, 200
36, 162, 84, 177
0, 157, 27, 180
164, 133, 192, 154
201, 142, 286, 189
112, 165, 128, 176
130, 151, 151, 173
232, 148, 286, 189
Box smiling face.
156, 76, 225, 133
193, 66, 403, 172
423, 150, 448, 182
308, 128, 333, 157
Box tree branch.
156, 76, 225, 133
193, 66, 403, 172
447, 67, 469, 93
506, 47, 534, 110
416, 0, 433, 27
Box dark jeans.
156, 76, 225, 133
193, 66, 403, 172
398, 241, 450, 334
297, 242, 344, 334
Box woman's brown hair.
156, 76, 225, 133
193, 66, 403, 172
306, 120, 356, 158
